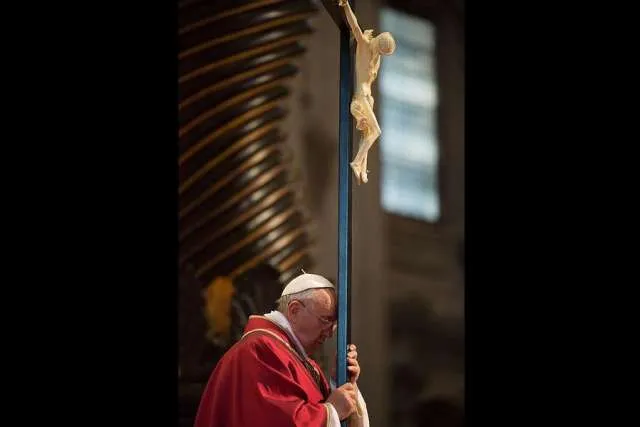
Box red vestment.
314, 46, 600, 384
194, 315, 333, 427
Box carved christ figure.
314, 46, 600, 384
338, 0, 396, 184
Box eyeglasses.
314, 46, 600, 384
298, 300, 337, 329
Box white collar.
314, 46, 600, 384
263, 311, 336, 390
263, 310, 309, 358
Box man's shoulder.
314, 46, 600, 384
215, 330, 298, 375
221, 328, 288, 356
213, 334, 273, 369
240, 328, 295, 354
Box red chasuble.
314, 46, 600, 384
194, 315, 333, 427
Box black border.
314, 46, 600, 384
464, 0, 588, 422
30, 2, 178, 424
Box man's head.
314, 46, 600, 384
276, 273, 337, 355
374, 31, 396, 56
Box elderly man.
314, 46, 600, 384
194, 272, 369, 427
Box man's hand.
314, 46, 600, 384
326, 382, 357, 420
347, 344, 360, 383
329, 344, 361, 383
338, 0, 348, 7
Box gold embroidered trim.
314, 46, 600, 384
241, 328, 304, 362
324, 403, 330, 427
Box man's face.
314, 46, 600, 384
288, 289, 337, 355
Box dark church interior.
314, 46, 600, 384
178, 1, 464, 425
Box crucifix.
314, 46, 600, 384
319, 2, 395, 425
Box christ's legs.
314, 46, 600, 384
350, 133, 366, 184
361, 151, 369, 183
350, 97, 380, 184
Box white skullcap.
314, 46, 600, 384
281, 273, 334, 296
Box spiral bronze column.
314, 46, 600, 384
178, 0, 318, 288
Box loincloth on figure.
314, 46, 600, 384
350, 91, 374, 132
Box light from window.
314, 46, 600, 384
379, 8, 440, 222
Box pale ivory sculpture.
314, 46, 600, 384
338, 0, 396, 184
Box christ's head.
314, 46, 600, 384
374, 32, 396, 56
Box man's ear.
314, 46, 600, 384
287, 300, 302, 319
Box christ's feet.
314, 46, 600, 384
350, 161, 368, 184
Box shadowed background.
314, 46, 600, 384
178, 1, 464, 426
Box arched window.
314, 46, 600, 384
379, 7, 440, 222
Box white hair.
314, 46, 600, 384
276, 288, 318, 313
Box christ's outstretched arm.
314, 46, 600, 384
338, 0, 364, 42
